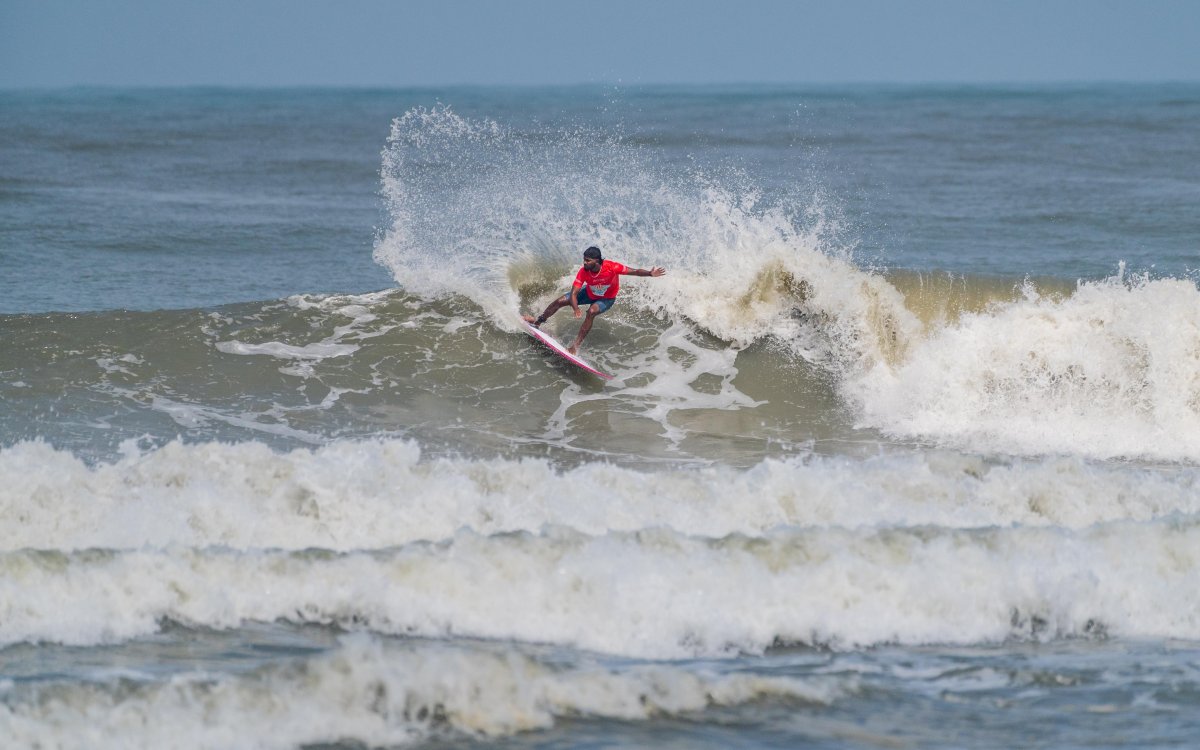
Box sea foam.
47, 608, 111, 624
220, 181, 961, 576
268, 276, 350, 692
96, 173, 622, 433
2, 439, 1199, 553
0, 518, 1197, 653
854, 274, 1200, 461
0, 635, 843, 748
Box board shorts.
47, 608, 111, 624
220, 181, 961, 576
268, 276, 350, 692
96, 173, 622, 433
565, 288, 615, 314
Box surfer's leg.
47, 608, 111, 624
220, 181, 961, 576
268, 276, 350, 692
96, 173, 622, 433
525, 294, 571, 327
569, 304, 602, 354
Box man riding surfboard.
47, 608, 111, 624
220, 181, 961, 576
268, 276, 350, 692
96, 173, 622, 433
523, 246, 666, 354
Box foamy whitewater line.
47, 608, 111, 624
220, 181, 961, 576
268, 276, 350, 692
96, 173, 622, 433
213, 291, 399, 365
0, 634, 841, 749
2, 520, 1197, 653
3, 439, 1200, 553
214, 339, 359, 361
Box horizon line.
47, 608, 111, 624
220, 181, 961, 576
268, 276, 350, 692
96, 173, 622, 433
4, 78, 1200, 93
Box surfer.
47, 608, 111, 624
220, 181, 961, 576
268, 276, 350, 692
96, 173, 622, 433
523, 246, 666, 354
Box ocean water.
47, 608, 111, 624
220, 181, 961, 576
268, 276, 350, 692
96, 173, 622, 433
2, 84, 1200, 748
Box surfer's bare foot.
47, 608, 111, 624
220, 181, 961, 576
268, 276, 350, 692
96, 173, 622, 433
567, 344, 578, 355
522, 314, 539, 328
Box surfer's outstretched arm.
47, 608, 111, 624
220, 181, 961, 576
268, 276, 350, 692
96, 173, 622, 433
628, 266, 666, 277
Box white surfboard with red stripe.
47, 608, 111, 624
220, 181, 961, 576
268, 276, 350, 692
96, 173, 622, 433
520, 319, 613, 380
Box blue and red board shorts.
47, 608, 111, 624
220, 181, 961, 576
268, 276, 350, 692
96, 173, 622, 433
564, 288, 615, 314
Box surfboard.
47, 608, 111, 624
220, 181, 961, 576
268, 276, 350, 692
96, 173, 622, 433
520, 318, 614, 380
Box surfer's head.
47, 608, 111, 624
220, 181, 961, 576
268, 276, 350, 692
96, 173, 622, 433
582, 246, 602, 270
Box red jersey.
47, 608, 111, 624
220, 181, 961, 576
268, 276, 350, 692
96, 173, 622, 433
573, 259, 628, 300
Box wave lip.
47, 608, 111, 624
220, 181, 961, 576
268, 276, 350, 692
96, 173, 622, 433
856, 274, 1200, 462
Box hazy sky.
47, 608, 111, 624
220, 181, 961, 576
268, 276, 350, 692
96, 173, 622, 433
3, 0, 1198, 88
